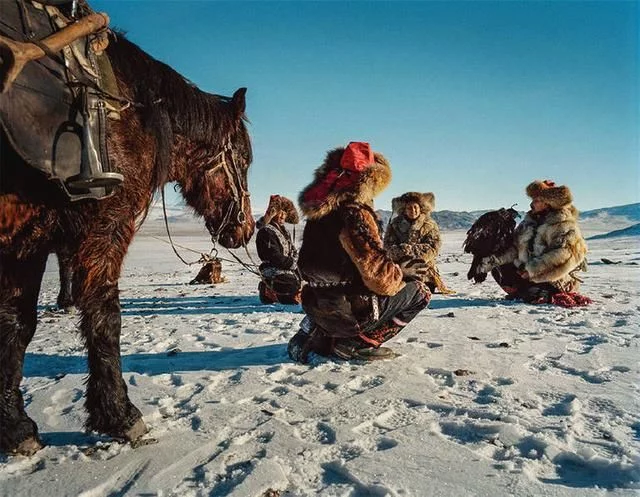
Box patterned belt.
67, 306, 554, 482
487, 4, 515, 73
307, 280, 353, 288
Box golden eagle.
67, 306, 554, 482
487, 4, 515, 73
463, 208, 519, 283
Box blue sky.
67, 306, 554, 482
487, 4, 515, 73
92, 1, 638, 213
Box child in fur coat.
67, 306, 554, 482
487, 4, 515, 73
384, 192, 454, 294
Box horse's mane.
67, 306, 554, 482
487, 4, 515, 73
106, 33, 240, 191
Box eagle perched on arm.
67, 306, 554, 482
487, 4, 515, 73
463, 207, 520, 283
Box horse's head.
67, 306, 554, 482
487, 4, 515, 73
180, 88, 255, 248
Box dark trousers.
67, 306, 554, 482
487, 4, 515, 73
491, 264, 558, 302
353, 280, 431, 347
290, 281, 430, 362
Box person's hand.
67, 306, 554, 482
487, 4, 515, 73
398, 258, 428, 280
518, 270, 530, 280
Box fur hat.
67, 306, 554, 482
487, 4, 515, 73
391, 192, 435, 216
265, 194, 299, 224
525, 180, 573, 209
299, 143, 392, 220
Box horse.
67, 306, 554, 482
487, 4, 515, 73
0, 32, 255, 455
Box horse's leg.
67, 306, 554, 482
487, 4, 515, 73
74, 228, 146, 441
0, 251, 48, 455
56, 246, 75, 311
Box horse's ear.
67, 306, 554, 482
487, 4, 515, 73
232, 88, 247, 117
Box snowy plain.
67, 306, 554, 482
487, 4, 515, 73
1, 210, 638, 497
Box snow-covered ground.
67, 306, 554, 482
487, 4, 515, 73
1, 218, 639, 496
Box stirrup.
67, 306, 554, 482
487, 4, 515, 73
67, 171, 124, 189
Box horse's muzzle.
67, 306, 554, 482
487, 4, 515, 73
211, 217, 255, 249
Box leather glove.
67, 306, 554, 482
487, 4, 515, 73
398, 258, 429, 280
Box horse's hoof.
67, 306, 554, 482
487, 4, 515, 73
14, 437, 44, 456
124, 418, 147, 442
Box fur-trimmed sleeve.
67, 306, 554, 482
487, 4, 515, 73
339, 205, 404, 296
525, 225, 587, 283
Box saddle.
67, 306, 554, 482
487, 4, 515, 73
0, 0, 123, 200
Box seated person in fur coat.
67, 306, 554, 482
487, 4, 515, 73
384, 192, 454, 294
287, 142, 431, 363
255, 195, 302, 305
478, 180, 588, 303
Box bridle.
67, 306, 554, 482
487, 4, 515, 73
160, 135, 253, 268
203, 138, 251, 245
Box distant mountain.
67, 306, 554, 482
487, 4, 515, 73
432, 210, 488, 230
376, 202, 640, 232
142, 200, 640, 235
377, 209, 498, 231
587, 223, 640, 240
580, 203, 640, 223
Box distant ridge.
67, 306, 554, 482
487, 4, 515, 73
377, 202, 640, 231
587, 223, 640, 240
144, 200, 640, 233
580, 203, 640, 221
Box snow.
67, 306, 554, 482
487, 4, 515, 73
1, 218, 639, 496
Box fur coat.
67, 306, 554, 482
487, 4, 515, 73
384, 192, 452, 293
481, 205, 588, 292
297, 147, 404, 338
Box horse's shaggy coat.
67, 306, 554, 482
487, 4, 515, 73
0, 33, 254, 455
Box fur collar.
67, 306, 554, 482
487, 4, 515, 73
522, 205, 579, 227
299, 147, 392, 220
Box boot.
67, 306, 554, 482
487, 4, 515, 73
332, 339, 397, 361
287, 329, 318, 364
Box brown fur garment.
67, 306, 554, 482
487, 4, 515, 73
339, 204, 404, 296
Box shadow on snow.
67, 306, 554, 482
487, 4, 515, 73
119, 295, 302, 316
24, 343, 288, 377
428, 296, 516, 310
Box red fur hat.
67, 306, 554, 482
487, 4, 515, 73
301, 142, 376, 205
340, 142, 374, 172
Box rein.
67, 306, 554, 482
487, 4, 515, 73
204, 139, 251, 245
160, 137, 259, 275
159, 188, 258, 272
160, 187, 208, 266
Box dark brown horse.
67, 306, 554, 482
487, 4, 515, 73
0, 34, 255, 455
